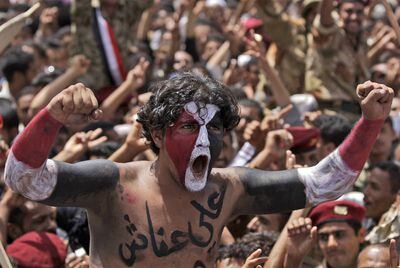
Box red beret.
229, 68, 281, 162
242, 18, 263, 30
6, 231, 67, 268
287, 126, 320, 154
309, 200, 365, 226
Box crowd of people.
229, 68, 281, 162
0, 0, 399, 267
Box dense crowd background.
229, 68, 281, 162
0, 0, 399, 267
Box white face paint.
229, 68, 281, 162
184, 101, 220, 192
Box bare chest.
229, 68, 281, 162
89, 183, 228, 267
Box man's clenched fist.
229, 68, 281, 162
357, 81, 394, 121
47, 83, 102, 125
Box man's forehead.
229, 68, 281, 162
183, 101, 220, 124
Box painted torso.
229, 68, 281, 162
86, 161, 237, 267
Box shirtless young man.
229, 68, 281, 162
4, 73, 394, 267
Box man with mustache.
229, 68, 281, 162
309, 200, 366, 268
3, 73, 394, 267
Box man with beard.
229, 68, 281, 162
4, 73, 394, 266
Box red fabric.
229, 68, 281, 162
0, 114, 3, 128
6, 231, 67, 268
242, 18, 263, 30
106, 19, 126, 80
309, 200, 365, 226
11, 108, 62, 168
338, 117, 384, 171
287, 126, 320, 153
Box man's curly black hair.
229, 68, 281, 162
137, 72, 240, 154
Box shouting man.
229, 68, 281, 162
4, 73, 394, 267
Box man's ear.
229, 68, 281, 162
358, 227, 366, 243
151, 129, 163, 150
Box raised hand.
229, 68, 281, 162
241, 248, 268, 268
125, 120, 148, 153
66, 129, 107, 154
357, 81, 394, 120
47, 83, 102, 125
286, 217, 317, 263
125, 58, 150, 91
70, 55, 91, 76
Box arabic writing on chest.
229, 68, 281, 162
118, 186, 226, 266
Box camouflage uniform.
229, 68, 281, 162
305, 15, 369, 109
256, 4, 308, 95
366, 201, 400, 244
69, 0, 151, 90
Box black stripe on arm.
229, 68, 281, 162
42, 160, 120, 209
235, 167, 307, 215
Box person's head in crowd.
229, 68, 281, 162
216, 231, 277, 268
302, 0, 321, 28
0, 98, 19, 144
7, 231, 67, 268
363, 161, 400, 222
312, 114, 352, 160
309, 200, 366, 268
202, 34, 226, 62
1, 46, 36, 98
21, 41, 48, 73
205, 0, 227, 25
370, 117, 396, 164
173, 51, 194, 73
246, 213, 290, 233
194, 18, 220, 55
236, 98, 264, 147
229, 85, 248, 101
8, 200, 57, 242
214, 131, 238, 168
16, 86, 35, 126
88, 141, 120, 160
137, 72, 239, 191
357, 243, 391, 268
46, 26, 72, 69
336, 0, 367, 36
287, 126, 320, 166
237, 54, 260, 92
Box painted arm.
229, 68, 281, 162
4, 84, 120, 209
234, 81, 393, 215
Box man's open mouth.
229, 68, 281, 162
191, 155, 209, 178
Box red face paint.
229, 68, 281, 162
165, 110, 199, 185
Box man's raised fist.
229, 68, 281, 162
357, 81, 394, 121
47, 83, 102, 125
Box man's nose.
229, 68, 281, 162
197, 126, 210, 147
327, 234, 339, 248
247, 217, 259, 232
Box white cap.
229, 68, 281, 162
205, 0, 227, 7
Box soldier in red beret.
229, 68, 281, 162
309, 200, 366, 268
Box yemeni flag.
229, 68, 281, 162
92, 6, 126, 85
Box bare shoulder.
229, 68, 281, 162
116, 160, 153, 184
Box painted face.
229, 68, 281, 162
165, 102, 223, 191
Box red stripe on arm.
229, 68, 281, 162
338, 117, 384, 171
12, 108, 62, 168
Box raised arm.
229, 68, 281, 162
4, 84, 119, 209
233, 81, 393, 215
